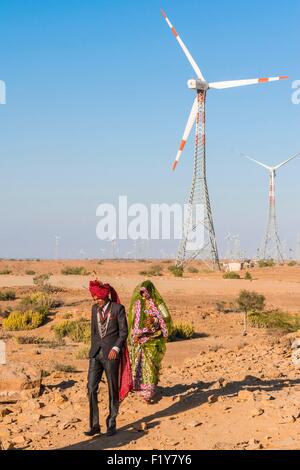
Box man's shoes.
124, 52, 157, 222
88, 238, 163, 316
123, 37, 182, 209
84, 427, 101, 437
106, 427, 117, 437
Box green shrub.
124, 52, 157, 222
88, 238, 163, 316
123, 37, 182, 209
249, 310, 300, 333
62, 313, 73, 320
258, 259, 275, 268
223, 272, 241, 280
3, 310, 47, 331
237, 290, 265, 336
75, 345, 90, 359
19, 292, 53, 316
288, 261, 298, 267
0, 290, 16, 301
54, 363, 78, 373
168, 322, 195, 342
61, 266, 89, 275
25, 270, 36, 275
17, 336, 44, 344
0, 269, 12, 275
139, 264, 163, 277
187, 266, 199, 274
33, 273, 51, 289
216, 301, 226, 313
244, 272, 253, 281
168, 265, 184, 278
42, 370, 51, 378
53, 319, 91, 344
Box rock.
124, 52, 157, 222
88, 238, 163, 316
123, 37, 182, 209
0, 407, 13, 418
213, 441, 235, 450
31, 427, 49, 439
133, 422, 148, 432
59, 417, 81, 430
21, 400, 43, 412
11, 435, 28, 447
251, 408, 264, 418
291, 339, 300, 350
208, 395, 219, 404
1, 440, 15, 450
3, 415, 16, 425
0, 363, 42, 403
279, 415, 297, 424
238, 390, 254, 401
52, 392, 68, 405
0, 429, 11, 440
247, 438, 263, 450
188, 420, 203, 428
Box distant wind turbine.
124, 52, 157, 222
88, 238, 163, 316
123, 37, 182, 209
244, 152, 300, 262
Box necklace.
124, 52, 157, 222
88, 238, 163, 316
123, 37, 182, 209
97, 304, 111, 339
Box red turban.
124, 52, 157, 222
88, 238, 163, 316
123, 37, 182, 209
89, 280, 121, 304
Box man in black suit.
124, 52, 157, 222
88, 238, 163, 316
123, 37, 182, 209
84, 281, 128, 437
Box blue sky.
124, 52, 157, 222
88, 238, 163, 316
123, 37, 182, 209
0, 0, 299, 259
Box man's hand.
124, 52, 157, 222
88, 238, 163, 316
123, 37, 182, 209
108, 349, 118, 360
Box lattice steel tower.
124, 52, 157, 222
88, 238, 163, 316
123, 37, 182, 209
176, 90, 219, 269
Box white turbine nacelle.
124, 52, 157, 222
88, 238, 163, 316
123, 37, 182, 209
187, 79, 209, 91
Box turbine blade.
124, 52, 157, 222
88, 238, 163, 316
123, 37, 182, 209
274, 152, 300, 170
161, 9, 205, 81
242, 154, 272, 171
209, 76, 288, 90
172, 97, 198, 171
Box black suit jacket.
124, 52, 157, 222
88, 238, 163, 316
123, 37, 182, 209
89, 302, 128, 359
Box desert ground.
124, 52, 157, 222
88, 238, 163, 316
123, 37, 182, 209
1, 259, 300, 451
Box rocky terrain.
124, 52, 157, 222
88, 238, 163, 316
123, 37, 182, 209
0, 259, 300, 450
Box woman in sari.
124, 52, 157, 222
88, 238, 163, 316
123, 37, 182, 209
128, 280, 172, 403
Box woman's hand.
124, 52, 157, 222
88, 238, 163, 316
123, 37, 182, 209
145, 316, 155, 330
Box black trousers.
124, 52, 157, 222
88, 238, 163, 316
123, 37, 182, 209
87, 349, 120, 430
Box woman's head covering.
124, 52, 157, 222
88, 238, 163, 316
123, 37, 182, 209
89, 280, 121, 304
128, 280, 172, 336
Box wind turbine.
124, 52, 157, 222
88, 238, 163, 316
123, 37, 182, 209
54, 236, 60, 260
244, 152, 300, 263
161, 9, 288, 270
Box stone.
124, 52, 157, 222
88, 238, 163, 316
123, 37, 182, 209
0, 429, 11, 440
59, 417, 81, 430
251, 408, 264, 418
1, 440, 15, 450
0, 407, 13, 418
291, 339, 300, 350
52, 392, 68, 405
0, 363, 42, 403
31, 427, 49, 439
279, 415, 297, 424
133, 422, 148, 432
188, 420, 203, 428
247, 438, 263, 450
11, 435, 28, 446
208, 395, 219, 404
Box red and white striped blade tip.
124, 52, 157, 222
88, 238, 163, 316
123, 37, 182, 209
259, 76, 288, 82
160, 9, 167, 18
172, 161, 178, 171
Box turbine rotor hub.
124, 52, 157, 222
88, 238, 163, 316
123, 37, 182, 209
187, 79, 209, 91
